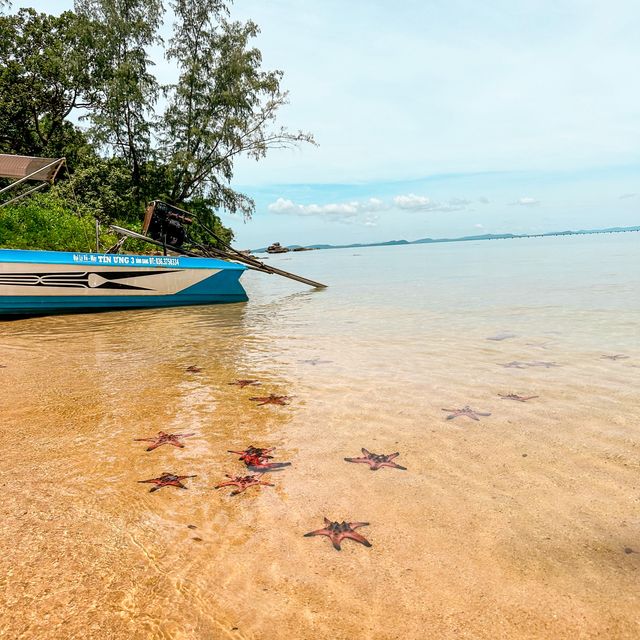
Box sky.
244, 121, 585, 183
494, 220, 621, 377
11, 0, 640, 247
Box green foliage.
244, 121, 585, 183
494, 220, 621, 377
0, 193, 94, 251
54, 156, 139, 224
0, 9, 101, 159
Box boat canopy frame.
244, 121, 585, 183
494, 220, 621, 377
0, 154, 65, 208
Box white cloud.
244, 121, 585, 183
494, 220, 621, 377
267, 197, 387, 218
510, 197, 540, 206
268, 192, 476, 223
474, 223, 485, 229
393, 193, 469, 212
619, 193, 636, 199
478, 197, 490, 204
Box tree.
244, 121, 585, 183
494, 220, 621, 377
160, 0, 315, 217
0, 9, 99, 160
74, 0, 164, 201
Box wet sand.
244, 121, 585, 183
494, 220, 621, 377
1, 236, 639, 639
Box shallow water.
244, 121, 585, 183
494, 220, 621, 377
1, 233, 639, 639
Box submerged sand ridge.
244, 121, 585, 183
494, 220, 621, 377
1, 235, 640, 639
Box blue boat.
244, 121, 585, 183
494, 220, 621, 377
0, 248, 248, 316
0, 154, 324, 316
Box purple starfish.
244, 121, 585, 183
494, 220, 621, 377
442, 405, 491, 421
498, 393, 539, 402
527, 361, 559, 368
501, 361, 528, 369
138, 472, 197, 492
304, 518, 371, 551
344, 448, 407, 471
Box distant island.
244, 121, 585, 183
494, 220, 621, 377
254, 224, 640, 254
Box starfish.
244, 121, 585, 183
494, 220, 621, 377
214, 474, 274, 496
134, 431, 195, 451
138, 472, 197, 492
601, 354, 629, 361
344, 448, 407, 471
249, 394, 291, 406
527, 361, 559, 368
486, 332, 516, 341
228, 379, 261, 387
526, 341, 551, 349
498, 393, 539, 402
185, 365, 202, 373
304, 518, 371, 551
501, 361, 528, 369
442, 405, 491, 421
228, 446, 291, 472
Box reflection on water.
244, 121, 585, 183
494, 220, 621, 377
1, 233, 639, 639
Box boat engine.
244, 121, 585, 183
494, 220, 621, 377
142, 200, 193, 248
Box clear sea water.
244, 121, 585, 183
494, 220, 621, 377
1, 232, 638, 639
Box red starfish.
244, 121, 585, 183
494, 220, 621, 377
304, 518, 372, 551
344, 448, 407, 471
601, 354, 629, 361
138, 472, 197, 492
228, 379, 261, 387
228, 446, 291, 471
186, 365, 202, 373
498, 393, 539, 402
214, 474, 274, 496
134, 431, 195, 451
442, 405, 491, 421
249, 394, 291, 406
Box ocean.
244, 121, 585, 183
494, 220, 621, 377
1, 232, 638, 639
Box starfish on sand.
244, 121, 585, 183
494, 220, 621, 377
486, 332, 516, 341
228, 446, 292, 471
214, 474, 274, 496
344, 448, 407, 471
304, 518, 372, 551
501, 361, 558, 369
601, 354, 629, 361
501, 361, 528, 369
228, 379, 261, 387
185, 365, 202, 373
249, 394, 291, 406
442, 405, 491, 421
138, 473, 197, 492
498, 393, 539, 402
134, 431, 195, 451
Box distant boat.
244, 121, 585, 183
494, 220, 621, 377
266, 242, 290, 254
0, 154, 325, 316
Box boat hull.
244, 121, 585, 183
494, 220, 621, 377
0, 249, 248, 316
